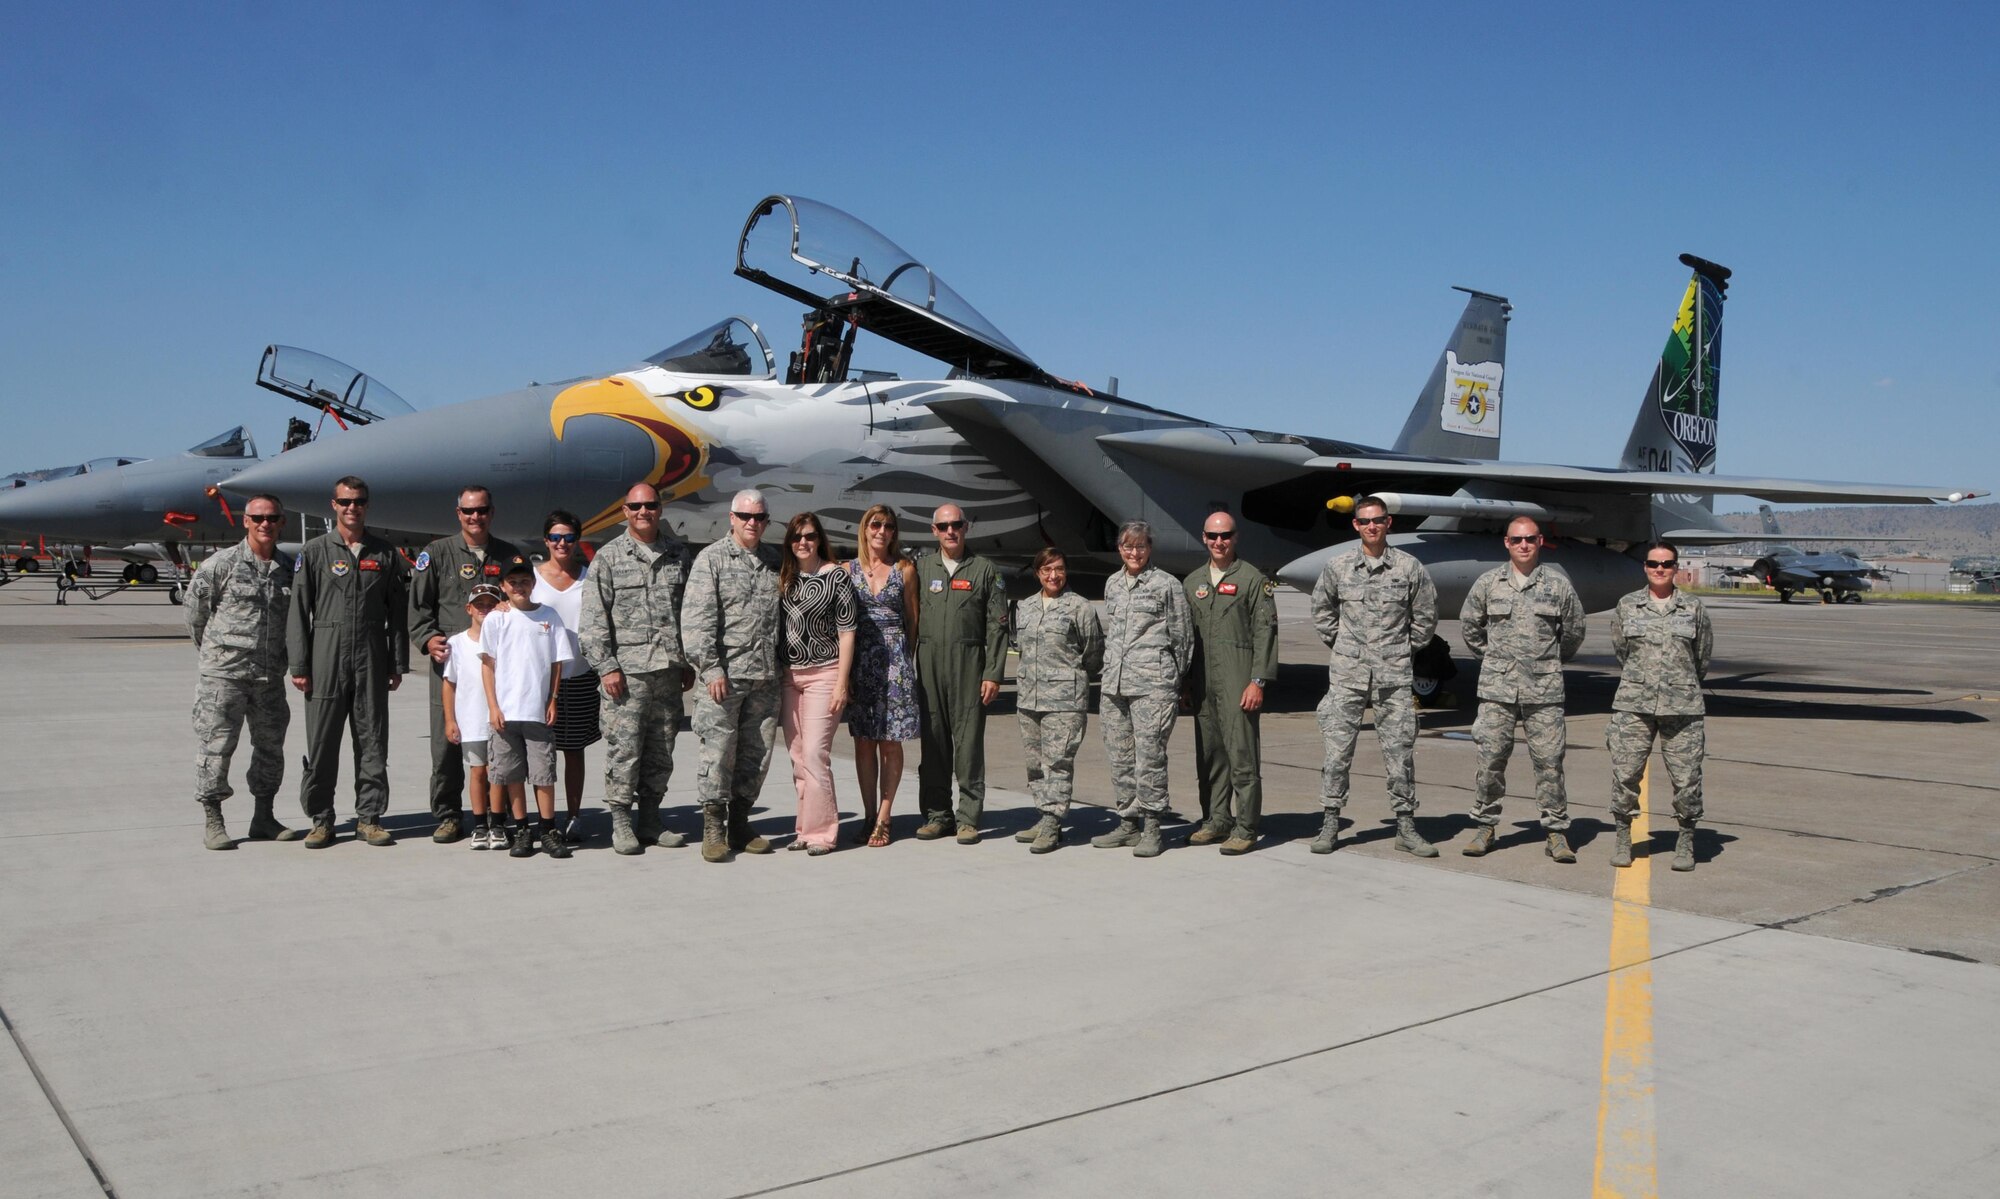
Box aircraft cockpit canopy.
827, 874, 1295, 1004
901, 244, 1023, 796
735, 195, 1047, 384
187, 427, 257, 459
256, 346, 417, 427
80, 457, 143, 474
643, 317, 775, 378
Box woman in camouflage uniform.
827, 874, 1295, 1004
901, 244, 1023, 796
1011, 548, 1103, 854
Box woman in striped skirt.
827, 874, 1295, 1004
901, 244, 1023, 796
532, 509, 601, 842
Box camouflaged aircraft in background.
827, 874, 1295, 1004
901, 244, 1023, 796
226, 195, 1983, 624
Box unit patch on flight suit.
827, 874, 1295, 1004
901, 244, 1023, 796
460, 563, 477, 579
414, 551, 431, 572
331, 560, 350, 577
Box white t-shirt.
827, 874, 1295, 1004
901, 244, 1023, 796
530, 564, 589, 679
479, 603, 575, 723
441, 629, 491, 744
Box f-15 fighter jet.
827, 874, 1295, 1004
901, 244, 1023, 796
226, 195, 1982, 620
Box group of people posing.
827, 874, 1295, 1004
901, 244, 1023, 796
185, 482, 1713, 871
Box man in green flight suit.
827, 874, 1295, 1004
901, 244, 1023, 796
913, 503, 1008, 844
407, 485, 520, 843
1182, 511, 1279, 854
287, 475, 410, 848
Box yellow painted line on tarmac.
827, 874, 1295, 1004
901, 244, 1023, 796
1593, 764, 1658, 1198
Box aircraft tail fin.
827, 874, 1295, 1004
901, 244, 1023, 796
1623, 253, 1730, 529
1758, 503, 1781, 535
1390, 287, 1510, 459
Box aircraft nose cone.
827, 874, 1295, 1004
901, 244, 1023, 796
227, 382, 627, 544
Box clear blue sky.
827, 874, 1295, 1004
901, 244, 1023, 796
4, 1, 1994, 509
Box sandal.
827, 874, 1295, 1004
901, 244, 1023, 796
868, 817, 892, 848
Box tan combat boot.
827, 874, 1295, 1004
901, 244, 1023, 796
1028, 815, 1063, 854
701, 804, 731, 863
355, 819, 395, 847
1609, 819, 1633, 868
729, 799, 772, 854
1394, 815, 1438, 858
635, 796, 686, 848
1672, 827, 1697, 872
1309, 810, 1340, 854
303, 817, 336, 849
1132, 814, 1165, 858
610, 806, 642, 855
1461, 825, 1497, 857
201, 802, 234, 851
1545, 831, 1576, 863
1092, 817, 1140, 848
1186, 822, 1229, 847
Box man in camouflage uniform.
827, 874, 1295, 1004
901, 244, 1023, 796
1093, 521, 1194, 859
1457, 516, 1588, 862
1183, 511, 1279, 855
580, 482, 694, 857
1310, 495, 1440, 857
1608, 539, 1713, 872
682, 490, 783, 863
186, 493, 300, 849
913, 503, 1009, 844
287, 476, 409, 848
408, 485, 521, 843
1011, 548, 1103, 853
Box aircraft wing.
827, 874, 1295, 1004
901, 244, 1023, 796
1284, 454, 1982, 506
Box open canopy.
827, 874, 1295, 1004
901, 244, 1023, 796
256, 346, 416, 426
735, 194, 1042, 381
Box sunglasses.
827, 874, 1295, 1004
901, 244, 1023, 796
332, 497, 368, 507
625, 501, 661, 511
1506, 535, 1541, 545
458, 505, 491, 516
866, 520, 894, 530
1644, 559, 1678, 569
933, 520, 967, 532
733, 511, 770, 522
244, 513, 284, 524
787, 532, 820, 544
545, 533, 578, 544
1202, 530, 1236, 541
1354, 515, 1389, 526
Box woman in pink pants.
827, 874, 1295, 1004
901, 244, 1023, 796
779, 512, 859, 854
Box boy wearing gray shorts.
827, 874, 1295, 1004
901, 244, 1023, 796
442, 583, 509, 848
480, 556, 575, 858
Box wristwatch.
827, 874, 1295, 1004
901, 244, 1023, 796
1249, 678, 1265, 687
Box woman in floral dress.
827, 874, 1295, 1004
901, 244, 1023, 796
845, 503, 920, 845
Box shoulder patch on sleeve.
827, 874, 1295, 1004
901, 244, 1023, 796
414, 550, 430, 572
293, 553, 306, 573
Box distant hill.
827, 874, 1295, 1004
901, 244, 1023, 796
1713, 503, 2000, 560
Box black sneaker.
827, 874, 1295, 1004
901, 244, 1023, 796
509, 825, 535, 858
542, 826, 571, 859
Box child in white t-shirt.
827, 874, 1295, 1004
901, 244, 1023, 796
441, 583, 508, 849
481, 556, 575, 858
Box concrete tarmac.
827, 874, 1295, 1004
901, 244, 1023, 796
1, 580, 1995, 1197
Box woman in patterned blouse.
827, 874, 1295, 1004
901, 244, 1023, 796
779, 511, 859, 854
